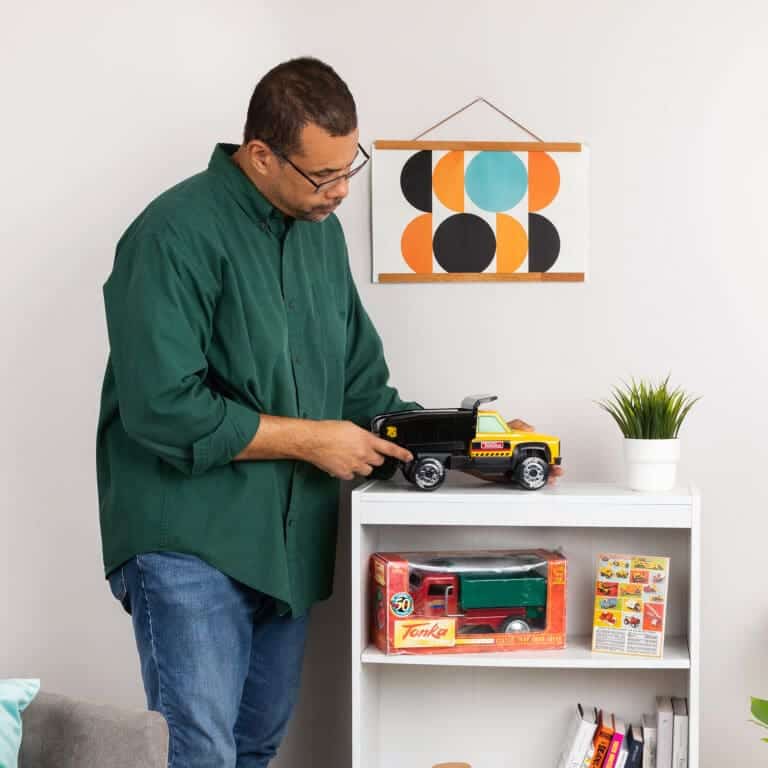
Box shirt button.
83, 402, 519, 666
294, 356, 301, 365
287, 299, 296, 311
288, 520, 295, 527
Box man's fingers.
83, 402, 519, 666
508, 419, 535, 432
365, 452, 386, 467
371, 437, 413, 463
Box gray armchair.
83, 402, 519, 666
20, 692, 168, 768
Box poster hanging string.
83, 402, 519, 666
412, 97, 544, 142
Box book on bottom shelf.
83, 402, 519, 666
558, 696, 686, 768
642, 713, 657, 768
625, 724, 644, 768
671, 697, 689, 768
656, 696, 673, 768
556, 703, 598, 768
589, 711, 615, 768
603, 716, 627, 768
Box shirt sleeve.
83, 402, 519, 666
103, 227, 261, 476
341, 256, 422, 429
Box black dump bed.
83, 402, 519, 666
372, 409, 475, 455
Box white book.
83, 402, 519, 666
671, 698, 689, 768
616, 738, 630, 768
656, 696, 674, 768
565, 704, 597, 768
557, 704, 598, 768
557, 704, 597, 768
642, 713, 657, 768
581, 744, 595, 768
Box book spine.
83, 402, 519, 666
656, 699, 674, 768
672, 717, 688, 768
604, 732, 625, 768
567, 721, 599, 768
627, 740, 643, 768
590, 730, 613, 768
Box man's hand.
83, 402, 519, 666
305, 420, 414, 481
461, 418, 564, 486
233, 414, 412, 479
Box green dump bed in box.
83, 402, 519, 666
458, 572, 547, 609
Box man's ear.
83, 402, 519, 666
244, 140, 273, 177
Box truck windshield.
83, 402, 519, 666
477, 414, 507, 433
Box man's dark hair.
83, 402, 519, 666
244, 57, 357, 157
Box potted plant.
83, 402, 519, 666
597, 376, 699, 492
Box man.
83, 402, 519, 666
97, 58, 417, 767
97, 57, 561, 767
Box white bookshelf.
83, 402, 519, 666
351, 475, 700, 768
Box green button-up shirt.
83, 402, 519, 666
96, 143, 419, 616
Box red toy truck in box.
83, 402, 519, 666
371, 550, 567, 655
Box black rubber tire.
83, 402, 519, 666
412, 457, 446, 491
514, 454, 550, 491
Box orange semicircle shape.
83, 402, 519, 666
401, 213, 433, 273
528, 152, 560, 211
496, 214, 528, 273
432, 151, 464, 212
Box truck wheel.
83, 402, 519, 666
401, 461, 416, 484
412, 457, 446, 491
514, 455, 549, 490
502, 617, 531, 633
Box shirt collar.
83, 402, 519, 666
208, 143, 289, 228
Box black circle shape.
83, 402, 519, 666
433, 213, 496, 273
400, 150, 432, 212
528, 213, 560, 272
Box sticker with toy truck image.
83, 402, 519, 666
591, 553, 670, 658
370, 394, 561, 491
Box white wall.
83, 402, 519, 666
2, 1, 767, 766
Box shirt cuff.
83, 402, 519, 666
191, 399, 261, 476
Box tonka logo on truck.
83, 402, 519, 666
394, 619, 456, 648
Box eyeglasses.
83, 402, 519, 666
274, 143, 370, 192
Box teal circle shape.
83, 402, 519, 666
465, 151, 527, 212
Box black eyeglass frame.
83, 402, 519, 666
274, 143, 370, 191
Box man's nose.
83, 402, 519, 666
325, 176, 350, 200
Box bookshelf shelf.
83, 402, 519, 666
351, 475, 700, 768
361, 635, 690, 670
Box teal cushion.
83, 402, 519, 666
0, 679, 40, 768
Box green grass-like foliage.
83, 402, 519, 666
597, 376, 700, 439
751, 697, 768, 743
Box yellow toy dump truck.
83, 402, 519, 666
370, 394, 561, 491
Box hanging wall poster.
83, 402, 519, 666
371, 141, 589, 283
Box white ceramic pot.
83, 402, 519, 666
623, 438, 681, 491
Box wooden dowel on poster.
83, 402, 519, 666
374, 140, 582, 152
377, 273, 585, 283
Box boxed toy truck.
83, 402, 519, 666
371, 549, 567, 654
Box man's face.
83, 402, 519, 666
268, 123, 361, 222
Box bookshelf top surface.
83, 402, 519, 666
353, 475, 695, 504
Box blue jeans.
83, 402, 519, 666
108, 552, 309, 768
